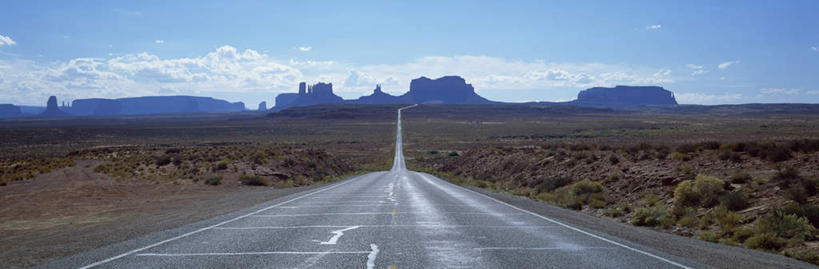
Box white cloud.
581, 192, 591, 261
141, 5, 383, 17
154, 40, 164, 44
686, 64, 707, 76
761, 88, 801, 95
718, 60, 740, 70
298, 46, 312, 52
807, 90, 819, 95
646, 24, 662, 30
675, 92, 742, 104
812, 46, 818, 51
0, 34, 16, 46
0, 47, 679, 105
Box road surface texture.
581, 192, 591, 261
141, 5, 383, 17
44, 105, 815, 268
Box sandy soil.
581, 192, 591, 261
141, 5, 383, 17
0, 160, 314, 268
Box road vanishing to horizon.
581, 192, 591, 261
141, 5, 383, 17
52, 105, 705, 269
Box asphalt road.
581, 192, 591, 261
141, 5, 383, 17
43, 105, 812, 268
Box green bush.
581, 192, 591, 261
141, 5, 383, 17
754, 211, 815, 243
745, 233, 785, 251
699, 232, 720, 242
239, 175, 272, 186
720, 191, 749, 211
632, 205, 670, 227
447, 151, 460, 157
155, 156, 172, 166
204, 176, 222, 185
707, 206, 742, 235
250, 151, 268, 164
674, 175, 726, 208
570, 179, 607, 206
731, 227, 754, 243
674, 180, 699, 207
781, 203, 819, 227
785, 184, 809, 204
214, 159, 229, 171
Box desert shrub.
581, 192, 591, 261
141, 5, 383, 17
155, 156, 172, 166
745, 233, 785, 251
729, 172, 752, 184
447, 151, 460, 157
781, 203, 819, 227
427, 150, 439, 155
730, 142, 747, 152
204, 176, 222, 185
699, 232, 720, 242
731, 227, 754, 243
786, 139, 819, 153
754, 211, 815, 243
606, 207, 623, 218
673, 152, 692, 161
569, 180, 607, 206
674, 175, 725, 207
533, 177, 572, 193
700, 141, 722, 150
677, 215, 699, 228
214, 159, 229, 171
720, 191, 749, 211
632, 205, 670, 227
785, 250, 819, 265
674, 180, 700, 207
707, 206, 743, 235
239, 175, 272, 186
785, 184, 809, 204
643, 193, 663, 206
694, 175, 726, 207
250, 151, 268, 164
172, 157, 183, 166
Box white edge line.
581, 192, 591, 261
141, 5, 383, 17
423, 173, 693, 269
134, 251, 370, 256
78, 174, 365, 269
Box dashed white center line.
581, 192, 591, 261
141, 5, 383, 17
320, 226, 360, 245
367, 244, 379, 269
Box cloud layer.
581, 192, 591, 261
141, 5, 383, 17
0, 45, 678, 105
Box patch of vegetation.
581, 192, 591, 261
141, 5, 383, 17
633, 205, 672, 227
729, 172, 752, 184
720, 191, 749, 211
204, 176, 222, 185
239, 174, 272, 186
674, 174, 725, 208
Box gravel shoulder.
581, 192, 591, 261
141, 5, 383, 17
0, 160, 328, 268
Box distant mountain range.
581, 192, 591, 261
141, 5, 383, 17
8, 74, 819, 119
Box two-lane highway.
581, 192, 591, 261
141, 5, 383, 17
72, 105, 698, 268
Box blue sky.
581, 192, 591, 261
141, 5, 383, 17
1, 0, 818, 107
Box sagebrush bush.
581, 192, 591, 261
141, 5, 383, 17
632, 205, 670, 227
204, 176, 222, 185
754, 211, 815, 243
673, 152, 692, 161
720, 191, 749, 211
781, 203, 819, 227
707, 206, 743, 235
214, 159, 229, 171
674, 175, 725, 208
569, 179, 607, 207
745, 233, 785, 250
239, 175, 272, 186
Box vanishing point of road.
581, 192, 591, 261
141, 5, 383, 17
52, 105, 747, 268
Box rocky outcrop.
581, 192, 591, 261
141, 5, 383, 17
39, 96, 69, 117
271, 82, 345, 111
573, 86, 677, 108
0, 104, 22, 118
398, 76, 492, 104
354, 84, 402, 104
71, 96, 245, 116
258, 101, 267, 111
